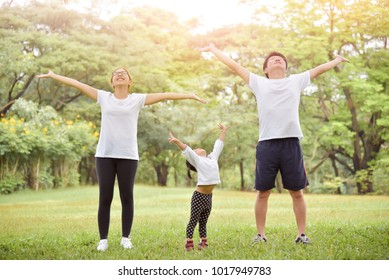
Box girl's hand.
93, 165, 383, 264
168, 132, 178, 144
218, 123, 229, 131
168, 131, 187, 150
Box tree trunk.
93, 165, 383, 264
239, 160, 245, 190
51, 160, 60, 188
329, 154, 342, 194
343, 87, 370, 194
79, 155, 97, 185
1, 74, 35, 116
343, 89, 382, 194
27, 158, 40, 191
154, 163, 169, 186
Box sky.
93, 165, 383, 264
66, 0, 284, 33
126, 0, 254, 31
1, 0, 284, 32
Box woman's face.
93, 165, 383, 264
110, 68, 132, 88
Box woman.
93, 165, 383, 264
36, 68, 206, 251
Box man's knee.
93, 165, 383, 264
289, 189, 304, 199
257, 190, 271, 200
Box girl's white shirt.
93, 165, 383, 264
248, 71, 310, 141
183, 139, 224, 185
95, 90, 146, 160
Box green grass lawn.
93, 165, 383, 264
0, 185, 388, 260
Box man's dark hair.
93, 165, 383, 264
263, 52, 288, 78
186, 160, 197, 179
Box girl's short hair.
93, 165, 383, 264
186, 160, 197, 179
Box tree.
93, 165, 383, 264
0, 1, 115, 114
249, 0, 389, 193
1, 0, 388, 194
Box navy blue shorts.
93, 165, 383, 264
255, 138, 309, 191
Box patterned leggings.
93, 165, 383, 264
186, 191, 213, 239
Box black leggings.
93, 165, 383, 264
95, 157, 138, 239
186, 191, 212, 239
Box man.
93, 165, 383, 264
200, 43, 349, 244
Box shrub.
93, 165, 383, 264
0, 99, 98, 193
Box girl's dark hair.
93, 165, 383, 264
262, 51, 288, 78
186, 160, 197, 179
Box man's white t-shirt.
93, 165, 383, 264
248, 71, 310, 141
183, 139, 224, 185
95, 90, 146, 160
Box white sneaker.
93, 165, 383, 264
295, 233, 310, 244
97, 239, 108, 251
120, 237, 133, 249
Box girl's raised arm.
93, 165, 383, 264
35, 70, 98, 101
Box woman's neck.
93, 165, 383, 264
114, 86, 129, 99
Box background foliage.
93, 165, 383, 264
0, 0, 388, 195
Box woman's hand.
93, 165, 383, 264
192, 93, 208, 104
35, 70, 55, 79
335, 55, 350, 63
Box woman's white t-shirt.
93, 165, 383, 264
182, 139, 224, 185
248, 71, 310, 141
95, 90, 146, 160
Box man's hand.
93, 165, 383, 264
198, 43, 216, 53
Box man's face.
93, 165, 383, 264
267, 56, 287, 69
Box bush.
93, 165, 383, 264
0, 99, 98, 193
0, 175, 25, 194
310, 177, 346, 194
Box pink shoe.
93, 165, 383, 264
185, 240, 194, 251
198, 238, 208, 250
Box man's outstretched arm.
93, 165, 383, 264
310, 55, 350, 79
199, 43, 250, 84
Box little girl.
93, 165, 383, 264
168, 124, 228, 251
